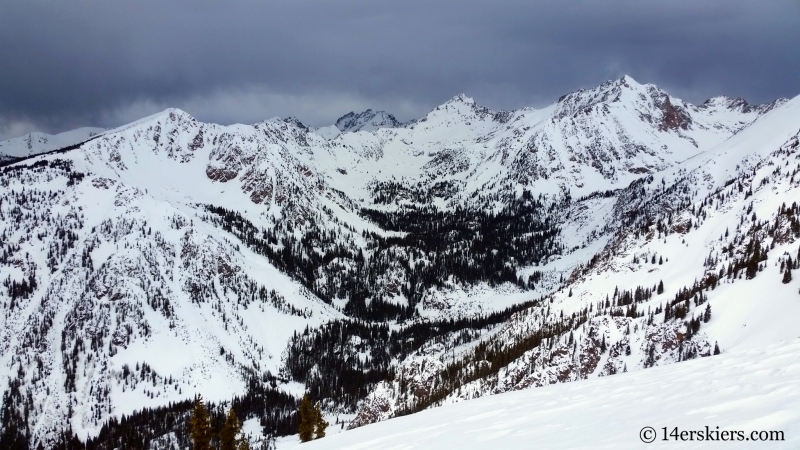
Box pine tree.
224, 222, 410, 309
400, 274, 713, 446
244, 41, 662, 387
298, 395, 314, 442
703, 304, 711, 323
313, 403, 328, 439
745, 238, 761, 279
190, 395, 213, 450
783, 256, 793, 284
220, 407, 245, 450
657, 280, 664, 295
714, 342, 720, 355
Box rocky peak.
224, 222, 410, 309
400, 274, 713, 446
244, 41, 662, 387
283, 116, 309, 130
445, 93, 476, 105
335, 109, 402, 133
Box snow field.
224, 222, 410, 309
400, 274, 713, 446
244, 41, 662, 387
285, 338, 800, 450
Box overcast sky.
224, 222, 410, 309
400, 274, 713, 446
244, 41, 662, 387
1, 0, 798, 139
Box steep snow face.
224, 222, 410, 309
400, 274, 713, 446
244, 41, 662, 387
290, 339, 800, 450
0, 127, 105, 162
77, 109, 361, 226
490, 76, 769, 195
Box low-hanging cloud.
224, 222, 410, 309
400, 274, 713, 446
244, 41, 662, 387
0, 0, 798, 138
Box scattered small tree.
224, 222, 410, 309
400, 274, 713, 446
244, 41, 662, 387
783, 256, 793, 284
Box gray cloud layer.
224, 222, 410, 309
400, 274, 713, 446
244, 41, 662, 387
1, 0, 798, 139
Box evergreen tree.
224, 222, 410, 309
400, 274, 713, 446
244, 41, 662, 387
657, 280, 664, 295
783, 256, 793, 284
313, 403, 328, 439
221, 407, 245, 450
745, 238, 761, 279
190, 395, 213, 450
298, 395, 314, 442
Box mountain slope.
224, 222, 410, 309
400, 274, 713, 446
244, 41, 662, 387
344, 94, 800, 427
289, 339, 800, 450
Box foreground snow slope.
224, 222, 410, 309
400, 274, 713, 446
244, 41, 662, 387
291, 339, 800, 450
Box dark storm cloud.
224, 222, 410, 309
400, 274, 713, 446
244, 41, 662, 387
0, 0, 798, 138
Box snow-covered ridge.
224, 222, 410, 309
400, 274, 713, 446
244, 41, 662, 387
0, 126, 105, 162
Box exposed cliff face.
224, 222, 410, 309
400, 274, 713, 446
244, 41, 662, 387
657, 96, 692, 131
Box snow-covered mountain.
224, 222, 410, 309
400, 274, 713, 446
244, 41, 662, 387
335, 109, 403, 133
0, 127, 105, 164
0, 76, 797, 449
314, 109, 403, 139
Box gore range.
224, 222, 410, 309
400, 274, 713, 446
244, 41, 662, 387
1, 76, 799, 449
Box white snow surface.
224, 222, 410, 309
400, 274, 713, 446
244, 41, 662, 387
288, 339, 800, 450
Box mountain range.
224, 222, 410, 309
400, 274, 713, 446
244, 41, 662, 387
0, 75, 798, 449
